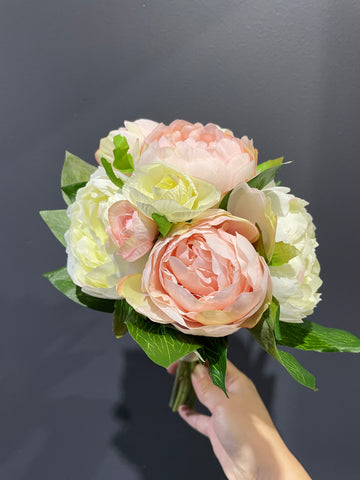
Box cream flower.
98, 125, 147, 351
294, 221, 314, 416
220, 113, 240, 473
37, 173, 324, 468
122, 163, 221, 223
65, 167, 147, 299
263, 182, 322, 322
227, 182, 277, 261
94, 119, 159, 181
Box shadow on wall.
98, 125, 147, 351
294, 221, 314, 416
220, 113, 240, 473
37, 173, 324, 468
112, 332, 276, 480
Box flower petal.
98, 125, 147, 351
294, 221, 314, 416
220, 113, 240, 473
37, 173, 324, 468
228, 182, 277, 260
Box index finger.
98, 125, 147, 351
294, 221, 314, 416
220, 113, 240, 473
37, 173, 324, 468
167, 361, 179, 375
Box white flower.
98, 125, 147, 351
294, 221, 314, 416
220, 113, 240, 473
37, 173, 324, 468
65, 167, 147, 299
94, 119, 159, 167
263, 182, 322, 322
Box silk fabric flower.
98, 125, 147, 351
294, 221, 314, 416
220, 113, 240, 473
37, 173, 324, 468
65, 168, 147, 299
263, 182, 322, 322
138, 119, 258, 195
122, 162, 220, 223
228, 182, 277, 261
95, 119, 159, 169
107, 200, 158, 262
118, 210, 272, 336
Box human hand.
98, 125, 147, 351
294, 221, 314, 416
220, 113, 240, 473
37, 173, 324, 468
168, 360, 311, 480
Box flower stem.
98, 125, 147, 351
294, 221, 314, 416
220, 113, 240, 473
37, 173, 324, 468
169, 358, 198, 412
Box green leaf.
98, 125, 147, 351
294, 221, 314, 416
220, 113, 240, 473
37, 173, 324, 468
152, 213, 173, 236
249, 316, 316, 390
125, 312, 203, 368
256, 157, 284, 173
43, 267, 115, 313
278, 320, 360, 353
61, 181, 87, 203
113, 135, 134, 173
248, 160, 287, 190
219, 190, 232, 210
39, 210, 70, 247
101, 158, 124, 189
277, 350, 316, 390
199, 337, 228, 397
269, 242, 299, 267
61, 151, 96, 205
263, 297, 282, 341
113, 299, 129, 338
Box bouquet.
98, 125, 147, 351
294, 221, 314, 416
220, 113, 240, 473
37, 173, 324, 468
41, 119, 360, 410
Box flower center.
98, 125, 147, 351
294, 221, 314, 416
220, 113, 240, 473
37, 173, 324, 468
152, 173, 197, 207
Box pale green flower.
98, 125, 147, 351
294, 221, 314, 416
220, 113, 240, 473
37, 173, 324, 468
122, 163, 221, 223
65, 167, 146, 299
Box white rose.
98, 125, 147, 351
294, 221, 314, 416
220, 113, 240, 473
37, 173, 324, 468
65, 167, 147, 299
263, 182, 322, 322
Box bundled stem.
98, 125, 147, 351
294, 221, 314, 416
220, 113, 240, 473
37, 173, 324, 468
169, 357, 199, 412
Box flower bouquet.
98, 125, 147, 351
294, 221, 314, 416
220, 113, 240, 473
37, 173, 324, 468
41, 119, 360, 410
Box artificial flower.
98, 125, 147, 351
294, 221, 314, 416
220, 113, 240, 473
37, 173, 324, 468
95, 118, 159, 169
65, 168, 147, 299
107, 200, 158, 262
138, 119, 257, 194
121, 162, 220, 223
263, 182, 322, 322
117, 210, 272, 336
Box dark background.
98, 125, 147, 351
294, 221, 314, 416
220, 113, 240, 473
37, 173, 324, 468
1, 1, 360, 478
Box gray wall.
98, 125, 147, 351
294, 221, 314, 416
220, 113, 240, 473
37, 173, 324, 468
1, 1, 360, 478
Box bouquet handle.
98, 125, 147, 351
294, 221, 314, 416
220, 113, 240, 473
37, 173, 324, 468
169, 353, 199, 412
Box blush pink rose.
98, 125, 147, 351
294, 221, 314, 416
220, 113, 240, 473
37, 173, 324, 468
107, 200, 158, 262
117, 210, 272, 337
138, 119, 258, 195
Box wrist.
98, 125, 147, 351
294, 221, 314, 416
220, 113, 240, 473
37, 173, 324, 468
266, 441, 311, 480
227, 437, 311, 480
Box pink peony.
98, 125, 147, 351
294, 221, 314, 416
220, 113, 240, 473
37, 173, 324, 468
107, 200, 158, 262
117, 210, 272, 337
138, 119, 258, 195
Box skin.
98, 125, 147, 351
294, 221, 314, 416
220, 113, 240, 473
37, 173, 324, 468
168, 360, 311, 480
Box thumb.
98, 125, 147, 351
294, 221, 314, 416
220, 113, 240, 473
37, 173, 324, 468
191, 363, 226, 412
